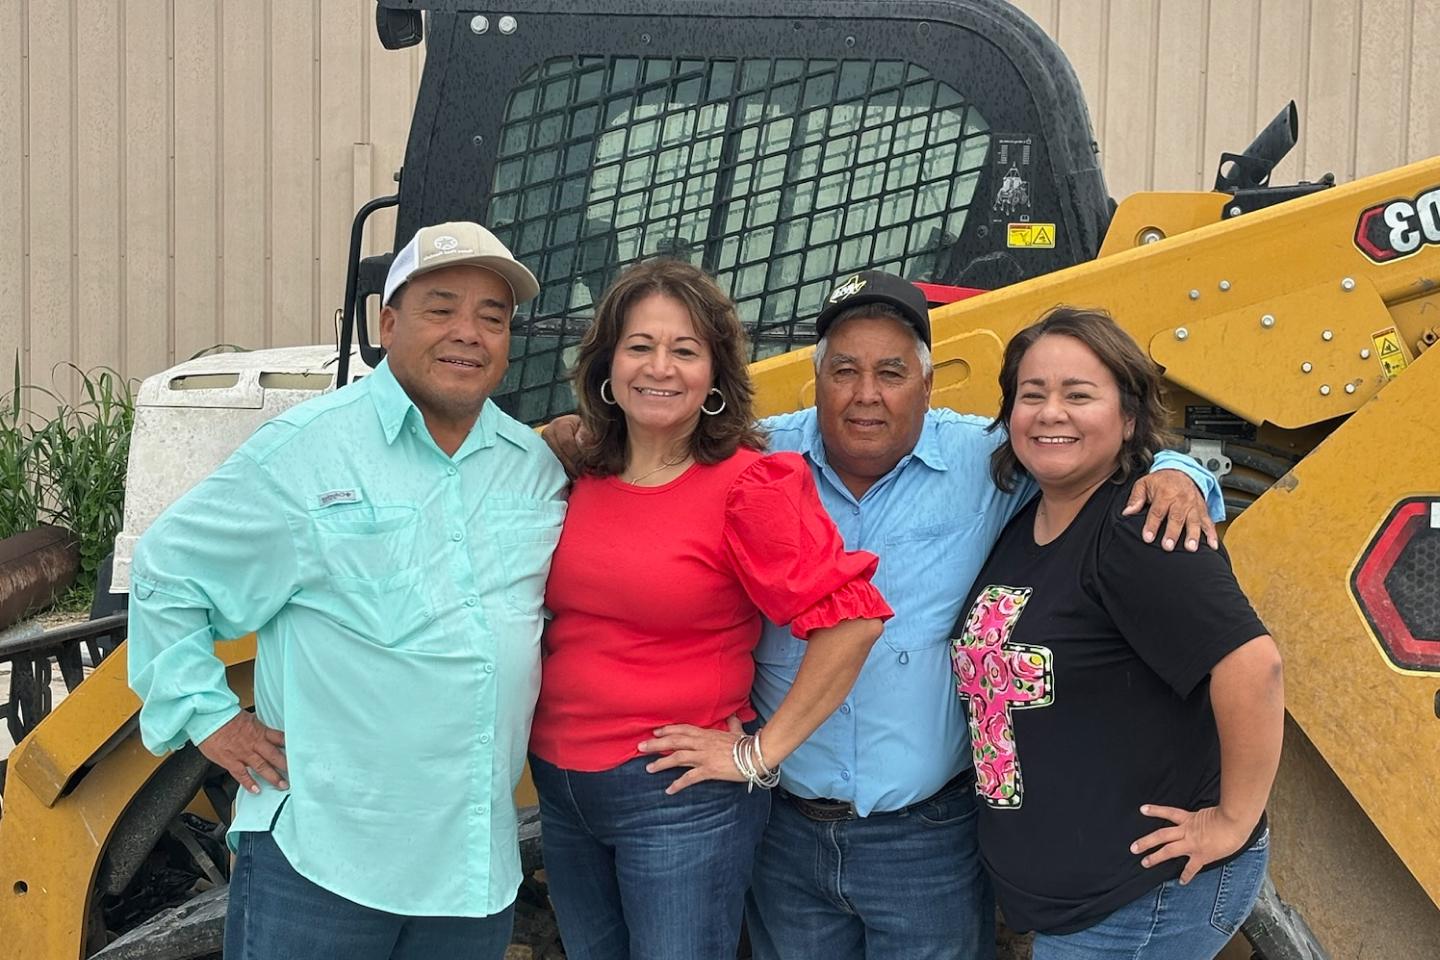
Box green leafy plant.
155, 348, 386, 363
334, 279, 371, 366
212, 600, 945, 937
32, 365, 136, 591
0, 354, 44, 540
1, 354, 136, 611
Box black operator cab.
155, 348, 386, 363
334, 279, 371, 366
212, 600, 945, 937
341, 0, 1111, 424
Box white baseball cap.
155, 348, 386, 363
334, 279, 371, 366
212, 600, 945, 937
383, 221, 540, 307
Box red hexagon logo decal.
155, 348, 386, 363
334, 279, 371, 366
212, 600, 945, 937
1351, 497, 1440, 672
1354, 186, 1440, 264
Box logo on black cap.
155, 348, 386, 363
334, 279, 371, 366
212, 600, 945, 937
828, 274, 868, 304
814, 269, 933, 348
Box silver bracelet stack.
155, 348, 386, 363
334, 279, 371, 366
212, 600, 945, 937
731, 730, 781, 792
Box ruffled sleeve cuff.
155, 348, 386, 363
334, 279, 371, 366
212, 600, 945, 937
723, 451, 894, 632
788, 577, 894, 640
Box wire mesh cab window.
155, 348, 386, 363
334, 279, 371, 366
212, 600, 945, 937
489, 55, 989, 425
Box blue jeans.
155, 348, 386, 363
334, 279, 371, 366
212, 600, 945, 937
746, 774, 994, 960
223, 830, 514, 960
530, 752, 770, 960
1031, 830, 1271, 960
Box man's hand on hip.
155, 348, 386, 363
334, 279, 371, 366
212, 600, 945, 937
199, 711, 289, 795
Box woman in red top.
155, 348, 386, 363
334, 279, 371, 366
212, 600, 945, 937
529, 259, 892, 960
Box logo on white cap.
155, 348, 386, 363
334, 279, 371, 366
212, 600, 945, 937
434, 235, 459, 253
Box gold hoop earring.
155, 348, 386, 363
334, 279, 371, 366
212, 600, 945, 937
700, 388, 726, 416
600, 378, 617, 405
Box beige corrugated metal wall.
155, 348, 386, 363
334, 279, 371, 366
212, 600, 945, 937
1, 0, 425, 398
3, 0, 1438, 393
1012, 0, 1440, 197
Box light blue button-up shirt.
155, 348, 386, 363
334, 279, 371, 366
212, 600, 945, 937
128, 359, 566, 917
753, 407, 1222, 816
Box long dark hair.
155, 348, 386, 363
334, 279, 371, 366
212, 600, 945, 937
572, 259, 766, 476
989, 306, 1175, 491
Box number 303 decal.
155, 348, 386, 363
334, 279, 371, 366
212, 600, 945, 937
1355, 185, 1440, 263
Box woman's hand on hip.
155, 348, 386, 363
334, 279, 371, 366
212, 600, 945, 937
638, 715, 746, 795
1131, 804, 1255, 884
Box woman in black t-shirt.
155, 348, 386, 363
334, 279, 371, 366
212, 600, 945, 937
951, 307, 1284, 959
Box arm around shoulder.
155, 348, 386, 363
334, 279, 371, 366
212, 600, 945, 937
1128, 451, 1225, 551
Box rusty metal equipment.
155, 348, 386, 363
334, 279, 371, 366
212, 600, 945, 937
0, 526, 79, 632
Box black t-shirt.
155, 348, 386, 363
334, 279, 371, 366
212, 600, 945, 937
951, 477, 1268, 935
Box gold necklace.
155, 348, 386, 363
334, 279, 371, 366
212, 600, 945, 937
625, 453, 691, 485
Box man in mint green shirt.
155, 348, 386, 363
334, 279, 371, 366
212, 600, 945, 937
128, 222, 566, 959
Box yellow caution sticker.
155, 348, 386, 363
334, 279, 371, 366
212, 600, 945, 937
1370, 326, 1410, 380
1007, 223, 1056, 248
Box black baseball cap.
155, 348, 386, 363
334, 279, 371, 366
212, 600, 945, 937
814, 270, 932, 348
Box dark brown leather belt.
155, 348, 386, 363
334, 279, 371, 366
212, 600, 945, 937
779, 792, 860, 821
779, 770, 974, 822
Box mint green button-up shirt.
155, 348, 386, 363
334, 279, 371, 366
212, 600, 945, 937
127, 359, 567, 918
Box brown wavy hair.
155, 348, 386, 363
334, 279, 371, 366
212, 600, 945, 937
989, 306, 1175, 492
572, 259, 766, 476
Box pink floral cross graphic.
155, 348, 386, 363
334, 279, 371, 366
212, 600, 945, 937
951, 585, 1054, 809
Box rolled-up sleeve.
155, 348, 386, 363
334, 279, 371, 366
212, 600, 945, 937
1150, 449, 1226, 522
722, 452, 893, 639
128, 447, 302, 754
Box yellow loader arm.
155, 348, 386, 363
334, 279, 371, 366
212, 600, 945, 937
0, 639, 255, 959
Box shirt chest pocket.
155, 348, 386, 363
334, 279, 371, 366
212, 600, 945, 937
309, 504, 434, 647
483, 497, 567, 615
876, 516, 979, 653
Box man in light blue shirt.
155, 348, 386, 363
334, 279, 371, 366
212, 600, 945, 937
746, 271, 1223, 960
128, 222, 566, 960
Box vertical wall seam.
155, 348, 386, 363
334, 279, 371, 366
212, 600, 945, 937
116, 0, 126, 374
264, 0, 273, 348
1400, 0, 1414, 158
167, 0, 176, 365
68, 0, 78, 384
1144, 0, 1160, 190
1097, 0, 1110, 158
313, 0, 323, 344
1248, 0, 1262, 139
360, 0, 371, 145
1298, 0, 1313, 176
19, 0, 31, 386
1195, 0, 1212, 186
216, 4, 225, 345
1348, 0, 1362, 182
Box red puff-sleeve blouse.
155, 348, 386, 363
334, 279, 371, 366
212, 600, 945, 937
530, 447, 893, 772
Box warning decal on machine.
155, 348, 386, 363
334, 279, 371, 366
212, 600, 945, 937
990, 136, 1035, 223
1370, 326, 1409, 379
1007, 223, 1056, 248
